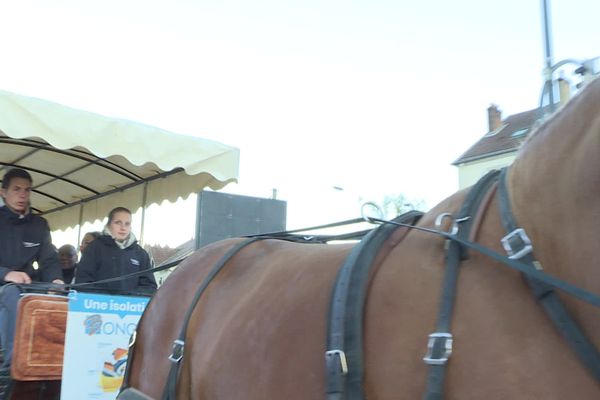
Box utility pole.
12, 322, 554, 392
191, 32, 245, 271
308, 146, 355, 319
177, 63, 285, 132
541, 0, 555, 112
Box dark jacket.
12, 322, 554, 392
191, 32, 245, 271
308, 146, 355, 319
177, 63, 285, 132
62, 266, 76, 284
75, 235, 157, 294
0, 205, 63, 282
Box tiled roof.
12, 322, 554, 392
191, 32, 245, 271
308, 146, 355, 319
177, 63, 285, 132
145, 239, 195, 267
157, 239, 195, 267
453, 107, 544, 165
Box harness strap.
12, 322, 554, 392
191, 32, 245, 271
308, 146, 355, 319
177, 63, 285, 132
497, 168, 600, 382
162, 237, 262, 400
365, 220, 600, 307
70, 221, 373, 292
118, 387, 155, 400
423, 169, 501, 400
118, 328, 139, 394
326, 210, 424, 400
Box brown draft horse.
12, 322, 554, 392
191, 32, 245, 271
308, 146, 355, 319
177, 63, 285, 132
121, 78, 600, 400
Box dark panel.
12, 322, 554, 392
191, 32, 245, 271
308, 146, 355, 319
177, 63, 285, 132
195, 191, 287, 249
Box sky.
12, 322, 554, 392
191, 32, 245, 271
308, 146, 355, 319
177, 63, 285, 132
1, 0, 599, 248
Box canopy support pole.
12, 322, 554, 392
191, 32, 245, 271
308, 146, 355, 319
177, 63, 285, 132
76, 202, 84, 251
139, 182, 149, 246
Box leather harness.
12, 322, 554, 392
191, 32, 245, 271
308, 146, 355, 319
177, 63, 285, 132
325, 168, 600, 399
119, 229, 378, 400
118, 167, 600, 400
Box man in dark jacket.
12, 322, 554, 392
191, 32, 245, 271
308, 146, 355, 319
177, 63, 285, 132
0, 168, 64, 398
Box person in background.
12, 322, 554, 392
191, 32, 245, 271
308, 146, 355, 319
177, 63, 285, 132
76, 207, 157, 294
58, 244, 78, 284
56, 232, 101, 285
80, 231, 101, 253
0, 168, 64, 399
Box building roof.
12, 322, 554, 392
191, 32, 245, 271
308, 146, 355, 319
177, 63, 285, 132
156, 239, 195, 267
453, 107, 544, 165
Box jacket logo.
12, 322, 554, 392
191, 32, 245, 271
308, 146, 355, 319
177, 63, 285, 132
23, 241, 40, 248
130, 259, 140, 266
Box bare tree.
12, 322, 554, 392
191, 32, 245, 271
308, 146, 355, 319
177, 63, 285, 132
381, 193, 425, 218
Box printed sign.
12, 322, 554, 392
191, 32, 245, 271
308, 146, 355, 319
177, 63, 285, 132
61, 292, 150, 400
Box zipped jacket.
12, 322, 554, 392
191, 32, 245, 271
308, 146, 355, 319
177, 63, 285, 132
76, 235, 157, 294
0, 205, 63, 282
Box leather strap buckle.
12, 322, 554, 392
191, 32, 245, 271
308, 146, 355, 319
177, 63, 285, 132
423, 332, 453, 365
501, 228, 533, 259
325, 349, 348, 375
168, 339, 185, 363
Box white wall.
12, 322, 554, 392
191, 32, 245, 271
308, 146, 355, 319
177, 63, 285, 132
456, 152, 517, 189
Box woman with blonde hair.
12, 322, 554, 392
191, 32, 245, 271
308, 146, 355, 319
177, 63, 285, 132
76, 207, 156, 294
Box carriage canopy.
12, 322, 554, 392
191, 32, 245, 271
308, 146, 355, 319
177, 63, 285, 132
0, 90, 240, 231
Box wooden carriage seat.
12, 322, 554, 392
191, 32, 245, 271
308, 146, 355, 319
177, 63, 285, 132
11, 294, 68, 381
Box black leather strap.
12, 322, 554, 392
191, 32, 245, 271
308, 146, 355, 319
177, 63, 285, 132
118, 327, 140, 395
118, 387, 155, 400
326, 210, 424, 400
162, 237, 262, 400
497, 167, 600, 382
423, 169, 501, 400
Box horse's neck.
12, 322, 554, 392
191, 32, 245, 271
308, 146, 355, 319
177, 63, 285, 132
507, 79, 600, 334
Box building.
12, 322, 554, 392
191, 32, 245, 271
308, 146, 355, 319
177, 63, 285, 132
145, 239, 196, 286
453, 79, 572, 189
452, 105, 541, 188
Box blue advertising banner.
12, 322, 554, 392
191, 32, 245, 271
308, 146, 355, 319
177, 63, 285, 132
61, 292, 150, 400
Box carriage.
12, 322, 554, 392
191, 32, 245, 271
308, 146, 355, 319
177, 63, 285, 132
1, 288, 156, 400
0, 90, 239, 399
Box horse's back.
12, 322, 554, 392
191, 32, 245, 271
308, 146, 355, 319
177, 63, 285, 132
132, 238, 354, 399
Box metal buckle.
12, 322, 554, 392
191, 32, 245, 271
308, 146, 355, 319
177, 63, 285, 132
325, 349, 348, 375
423, 332, 453, 365
128, 330, 137, 348
434, 213, 459, 235
361, 202, 384, 224
501, 228, 532, 259
168, 339, 185, 363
